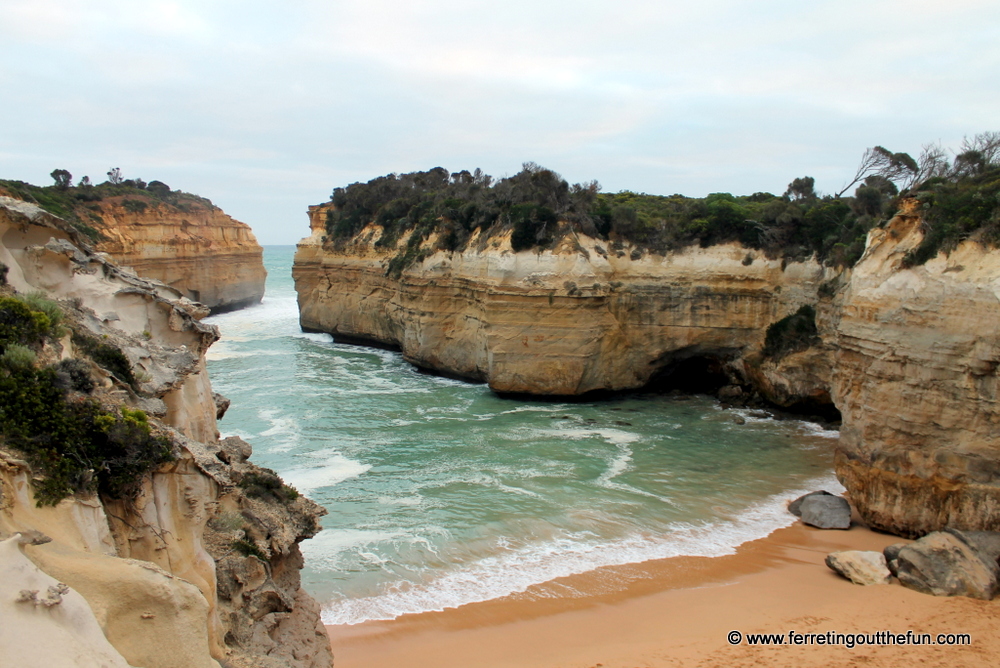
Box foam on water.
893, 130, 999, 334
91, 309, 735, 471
319, 474, 845, 625
281, 455, 372, 494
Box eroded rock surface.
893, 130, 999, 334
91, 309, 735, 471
0, 197, 330, 668
93, 196, 266, 313
825, 550, 892, 586
294, 203, 836, 396
830, 201, 1000, 537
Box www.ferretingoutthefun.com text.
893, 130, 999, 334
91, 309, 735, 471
727, 629, 971, 649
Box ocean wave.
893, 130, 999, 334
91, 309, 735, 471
320, 473, 844, 626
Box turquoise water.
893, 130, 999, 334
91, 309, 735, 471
205, 246, 840, 625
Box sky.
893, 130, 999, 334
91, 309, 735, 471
1, 1, 998, 244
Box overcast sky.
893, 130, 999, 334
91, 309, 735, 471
2, 1, 997, 244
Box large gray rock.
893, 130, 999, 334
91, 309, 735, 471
895, 530, 1000, 599
788, 490, 834, 517
799, 494, 852, 529
825, 550, 892, 585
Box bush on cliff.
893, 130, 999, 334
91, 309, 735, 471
320, 133, 1000, 271
762, 305, 820, 359
0, 173, 217, 243
0, 295, 174, 505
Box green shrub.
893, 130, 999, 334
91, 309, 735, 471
121, 199, 148, 214
0, 296, 53, 350
54, 358, 96, 393
18, 293, 64, 338
1, 344, 37, 369
72, 333, 137, 388
762, 305, 819, 359
231, 538, 267, 560
0, 359, 174, 505
238, 470, 300, 503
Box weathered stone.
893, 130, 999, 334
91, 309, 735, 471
92, 197, 266, 313
825, 550, 892, 585
831, 199, 1000, 536
293, 202, 836, 396
799, 494, 852, 530
788, 490, 834, 517
895, 531, 1000, 599
718, 385, 744, 401
883, 542, 908, 576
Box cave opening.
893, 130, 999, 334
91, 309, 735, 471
643, 355, 731, 395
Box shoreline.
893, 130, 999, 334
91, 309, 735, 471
325, 519, 998, 667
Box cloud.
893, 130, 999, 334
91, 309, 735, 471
1, 0, 998, 243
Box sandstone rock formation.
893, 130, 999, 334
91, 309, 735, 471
893, 529, 1000, 599
830, 200, 1000, 537
0, 196, 331, 668
92, 195, 266, 313
0, 535, 132, 668
294, 202, 837, 396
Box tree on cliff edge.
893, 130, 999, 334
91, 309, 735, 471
50, 169, 72, 190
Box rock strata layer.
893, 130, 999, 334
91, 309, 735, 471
92, 196, 266, 313
294, 203, 835, 396
0, 197, 331, 668
830, 201, 1000, 537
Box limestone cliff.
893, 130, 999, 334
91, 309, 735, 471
0, 197, 332, 668
829, 200, 1000, 537
294, 203, 837, 396
0, 182, 266, 313
91, 195, 266, 313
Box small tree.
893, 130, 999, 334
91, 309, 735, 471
50, 169, 72, 190
78, 176, 92, 188
785, 176, 816, 201
107, 167, 124, 185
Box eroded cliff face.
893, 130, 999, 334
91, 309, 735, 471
92, 196, 267, 313
295, 196, 1000, 539
294, 203, 837, 396
830, 200, 1000, 537
0, 197, 332, 668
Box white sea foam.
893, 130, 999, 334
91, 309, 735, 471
320, 473, 845, 626
280, 454, 371, 494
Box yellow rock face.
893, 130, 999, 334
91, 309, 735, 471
293, 203, 835, 395
93, 197, 266, 312
830, 201, 1000, 536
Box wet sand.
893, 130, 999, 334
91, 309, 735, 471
326, 519, 998, 667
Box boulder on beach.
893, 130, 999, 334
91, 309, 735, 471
788, 490, 833, 517
895, 529, 1000, 600
799, 494, 852, 530
825, 550, 892, 585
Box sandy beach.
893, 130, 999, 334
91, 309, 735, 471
326, 519, 999, 667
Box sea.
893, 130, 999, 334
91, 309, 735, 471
205, 245, 841, 626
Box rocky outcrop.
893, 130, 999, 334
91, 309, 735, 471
294, 203, 837, 396
91, 196, 266, 313
893, 529, 1000, 599
0, 197, 331, 668
830, 200, 1000, 537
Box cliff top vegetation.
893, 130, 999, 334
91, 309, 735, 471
0, 167, 217, 243
0, 287, 175, 505
321, 133, 1000, 275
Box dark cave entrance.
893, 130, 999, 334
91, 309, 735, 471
643, 355, 731, 395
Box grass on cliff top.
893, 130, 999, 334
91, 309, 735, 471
0, 174, 217, 243
0, 291, 174, 505
321, 133, 1000, 275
